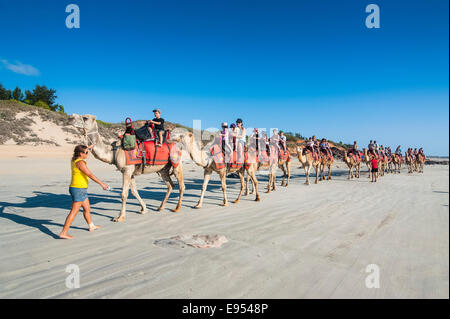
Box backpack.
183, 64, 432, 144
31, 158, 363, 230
134, 121, 153, 141
122, 118, 137, 150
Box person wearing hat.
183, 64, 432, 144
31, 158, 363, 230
150, 108, 165, 146
279, 130, 287, 151
229, 123, 237, 151
220, 122, 231, 161
270, 128, 280, 153
235, 118, 246, 162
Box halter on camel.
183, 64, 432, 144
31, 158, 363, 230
72, 116, 119, 165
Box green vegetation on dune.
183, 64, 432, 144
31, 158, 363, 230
0, 83, 65, 114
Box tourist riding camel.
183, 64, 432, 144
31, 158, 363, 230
297, 142, 320, 185
245, 129, 291, 195
244, 130, 281, 194
363, 148, 374, 178
69, 114, 185, 222
168, 128, 259, 208
368, 140, 375, 156
378, 145, 388, 176
416, 148, 426, 173
318, 138, 334, 181
391, 145, 403, 173
344, 146, 362, 179
405, 148, 415, 173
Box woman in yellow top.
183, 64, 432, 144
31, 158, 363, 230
59, 145, 109, 239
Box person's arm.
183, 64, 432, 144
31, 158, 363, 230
77, 161, 109, 190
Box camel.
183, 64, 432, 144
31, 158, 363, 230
387, 155, 394, 173
296, 145, 320, 185
405, 153, 415, 173
244, 147, 279, 195
391, 153, 402, 173
244, 143, 292, 195
319, 151, 333, 181
416, 154, 425, 173
362, 148, 373, 178
378, 153, 388, 177
244, 134, 292, 194
69, 114, 185, 222
278, 152, 292, 187
169, 130, 259, 208
343, 150, 362, 179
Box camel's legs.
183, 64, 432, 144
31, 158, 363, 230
245, 172, 252, 195
248, 169, 260, 201
172, 165, 185, 212
266, 172, 273, 193
195, 169, 212, 209
129, 175, 148, 214
285, 161, 291, 187
280, 164, 287, 186
347, 165, 353, 179
233, 168, 245, 204
157, 167, 174, 211
219, 169, 228, 206
114, 170, 133, 222
272, 172, 276, 191
304, 165, 311, 185
327, 164, 332, 180
314, 165, 319, 184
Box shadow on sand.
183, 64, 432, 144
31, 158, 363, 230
0, 191, 133, 238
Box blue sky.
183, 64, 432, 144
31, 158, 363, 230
0, 0, 448, 155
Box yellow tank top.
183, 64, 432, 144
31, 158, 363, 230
70, 158, 89, 188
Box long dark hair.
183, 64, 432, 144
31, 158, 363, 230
72, 145, 88, 161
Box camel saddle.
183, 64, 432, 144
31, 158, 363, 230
305, 149, 320, 162
210, 144, 226, 169
210, 144, 245, 170
125, 140, 181, 167
279, 148, 291, 162
349, 151, 362, 162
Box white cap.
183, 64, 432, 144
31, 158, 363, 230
221, 122, 228, 127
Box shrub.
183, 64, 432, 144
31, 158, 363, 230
34, 100, 51, 110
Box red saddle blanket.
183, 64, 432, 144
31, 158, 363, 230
125, 141, 181, 167
319, 151, 334, 161
210, 144, 245, 170
349, 151, 362, 163
306, 149, 320, 162
279, 148, 291, 162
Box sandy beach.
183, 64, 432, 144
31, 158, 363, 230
0, 146, 448, 299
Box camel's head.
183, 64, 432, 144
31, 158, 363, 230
167, 128, 195, 149
68, 114, 98, 134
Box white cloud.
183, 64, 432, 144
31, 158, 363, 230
0, 59, 40, 76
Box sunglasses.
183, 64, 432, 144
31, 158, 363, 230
83, 151, 89, 154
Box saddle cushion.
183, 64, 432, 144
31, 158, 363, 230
210, 144, 225, 169
279, 149, 291, 162
125, 141, 181, 167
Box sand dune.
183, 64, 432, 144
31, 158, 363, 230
0, 147, 448, 298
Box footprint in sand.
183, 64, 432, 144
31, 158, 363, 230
154, 234, 228, 249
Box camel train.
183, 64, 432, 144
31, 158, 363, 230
68, 113, 425, 218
